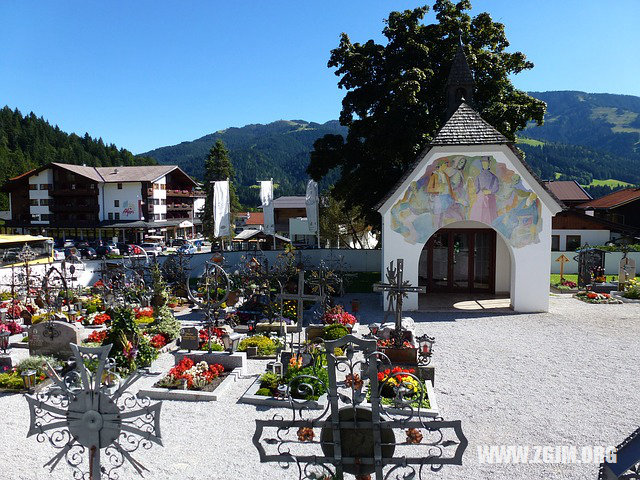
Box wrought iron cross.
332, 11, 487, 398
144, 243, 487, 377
278, 268, 324, 324
25, 343, 162, 480
373, 259, 425, 331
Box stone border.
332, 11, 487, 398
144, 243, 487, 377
138, 367, 240, 402
239, 376, 326, 410
173, 350, 247, 376
611, 291, 640, 303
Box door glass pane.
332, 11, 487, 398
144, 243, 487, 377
452, 233, 469, 288
474, 232, 491, 289
432, 232, 449, 288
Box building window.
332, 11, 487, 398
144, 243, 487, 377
161, 199, 166, 205
29, 184, 38, 191
114, 200, 119, 207
89, 183, 95, 189
31, 214, 40, 221
40, 184, 51, 190
108, 213, 113, 220
117, 183, 123, 190
161, 214, 166, 220
115, 213, 120, 220
39, 199, 50, 206
566, 235, 582, 251
551, 235, 560, 251
41, 214, 52, 221
153, 198, 159, 205
29, 199, 38, 206
161, 184, 166, 190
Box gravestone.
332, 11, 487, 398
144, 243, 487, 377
619, 257, 636, 288
576, 247, 606, 288
279, 351, 314, 374
180, 327, 200, 351
28, 321, 82, 358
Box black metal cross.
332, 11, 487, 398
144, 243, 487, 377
373, 259, 425, 331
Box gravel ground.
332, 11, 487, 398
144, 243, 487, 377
1, 294, 639, 480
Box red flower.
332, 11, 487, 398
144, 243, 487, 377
150, 333, 168, 349
87, 330, 108, 344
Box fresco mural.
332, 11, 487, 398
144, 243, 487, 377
390, 155, 542, 248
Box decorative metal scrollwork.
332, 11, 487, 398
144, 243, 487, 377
25, 343, 163, 480
254, 334, 467, 479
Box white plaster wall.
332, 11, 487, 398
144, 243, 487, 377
380, 145, 560, 313
102, 182, 142, 221
552, 229, 611, 250
193, 197, 205, 216
495, 233, 511, 293
151, 176, 167, 221
28, 169, 53, 223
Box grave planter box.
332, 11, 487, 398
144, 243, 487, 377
305, 323, 358, 342
380, 346, 418, 365
138, 367, 240, 402
362, 379, 439, 418
173, 350, 247, 376
239, 376, 325, 410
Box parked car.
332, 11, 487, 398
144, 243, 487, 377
63, 239, 76, 248
178, 243, 197, 254
95, 245, 119, 257
140, 243, 163, 256
53, 249, 65, 261
171, 238, 188, 248
75, 241, 90, 249
104, 242, 120, 255
78, 247, 97, 260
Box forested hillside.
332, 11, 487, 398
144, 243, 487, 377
143, 91, 640, 206
0, 106, 156, 209
142, 120, 346, 205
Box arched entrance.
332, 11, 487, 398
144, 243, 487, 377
416, 221, 513, 310
419, 227, 497, 293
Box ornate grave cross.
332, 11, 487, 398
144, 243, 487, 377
18, 244, 39, 303
373, 259, 425, 331
25, 343, 162, 480
599, 426, 640, 479
187, 261, 230, 352
308, 262, 342, 317
253, 334, 467, 479
279, 267, 325, 325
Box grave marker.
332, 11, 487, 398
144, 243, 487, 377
619, 256, 636, 289
28, 320, 82, 358
555, 253, 570, 283
180, 326, 200, 351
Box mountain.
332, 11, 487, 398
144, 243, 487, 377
143, 120, 346, 206
142, 91, 640, 205
0, 106, 156, 210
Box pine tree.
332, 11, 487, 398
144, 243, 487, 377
201, 140, 241, 237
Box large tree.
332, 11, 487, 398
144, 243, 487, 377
201, 139, 241, 237
307, 1, 546, 221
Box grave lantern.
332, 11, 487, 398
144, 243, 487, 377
268, 361, 283, 377
0, 330, 10, 354
368, 323, 381, 337
67, 308, 78, 323
21, 369, 37, 390
222, 332, 242, 352
416, 334, 435, 365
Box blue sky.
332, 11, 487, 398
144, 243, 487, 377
1, 1, 638, 154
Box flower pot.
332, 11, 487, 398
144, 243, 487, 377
380, 347, 418, 365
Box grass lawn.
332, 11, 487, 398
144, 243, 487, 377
550, 274, 578, 285
581, 178, 634, 188
516, 137, 545, 147
345, 271, 381, 293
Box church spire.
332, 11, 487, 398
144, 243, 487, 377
446, 36, 475, 119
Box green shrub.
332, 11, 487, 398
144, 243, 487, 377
16, 355, 62, 377
322, 324, 349, 341
147, 306, 181, 341
0, 372, 25, 390
259, 372, 281, 390
105, 306, 158, 375
199, 342, 224, 352
238, 335, 282, 356
256, 387, 272, 397
286, 365, 329, 400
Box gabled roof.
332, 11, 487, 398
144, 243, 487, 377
272, 196, 306, 209
577, 188, 640, 209
431, 102, 510, 146
95, 165, 180, 183
232, 229, 290, 242
543, 180, 591, 202
244, 212, 264, 225
51, 163, 104, 182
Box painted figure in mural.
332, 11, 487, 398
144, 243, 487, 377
469, 156, 499, 224
389, 154, 543, 248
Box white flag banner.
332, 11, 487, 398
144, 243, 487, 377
213, 180, 230, 238
260, 180, 275, 235
305, 179, 319, 234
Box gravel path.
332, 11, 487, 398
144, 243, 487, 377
1, 294, 638, 479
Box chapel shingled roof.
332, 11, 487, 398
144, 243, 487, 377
430, 102, 510, 146
447, 40, 475, 86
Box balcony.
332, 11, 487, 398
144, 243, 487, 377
167, 203, 192, 211
51, 203, 99, 213
50, 187, 98, 196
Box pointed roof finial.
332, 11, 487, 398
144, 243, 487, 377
447, 33, 474, 87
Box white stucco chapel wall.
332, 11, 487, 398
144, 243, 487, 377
379, 144, 561, 313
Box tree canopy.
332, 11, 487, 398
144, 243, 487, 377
307, 1, 546, 220
201, 139, 241, 237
